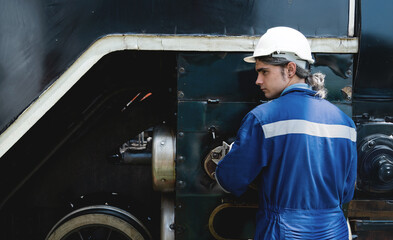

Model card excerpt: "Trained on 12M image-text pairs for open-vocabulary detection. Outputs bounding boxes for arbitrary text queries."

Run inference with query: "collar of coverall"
[280,83,312,97]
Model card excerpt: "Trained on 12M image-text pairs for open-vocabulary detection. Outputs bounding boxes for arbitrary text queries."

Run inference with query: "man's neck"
[285,76,305,89]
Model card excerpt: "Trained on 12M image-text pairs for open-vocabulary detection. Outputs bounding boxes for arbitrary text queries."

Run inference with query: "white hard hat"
[244,26,314,67]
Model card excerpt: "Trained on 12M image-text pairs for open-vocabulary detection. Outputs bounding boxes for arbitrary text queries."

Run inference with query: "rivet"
[177,180,186,188]
[177,91,185,99]
[177,155,185,163]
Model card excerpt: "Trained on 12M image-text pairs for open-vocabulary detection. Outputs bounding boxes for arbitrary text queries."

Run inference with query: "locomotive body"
[0,0,392,239]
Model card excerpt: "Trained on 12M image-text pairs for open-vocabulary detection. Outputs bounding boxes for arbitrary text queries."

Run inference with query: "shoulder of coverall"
[280,87,356,128]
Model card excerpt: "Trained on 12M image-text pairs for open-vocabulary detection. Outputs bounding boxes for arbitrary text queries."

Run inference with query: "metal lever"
[209,126,217,140]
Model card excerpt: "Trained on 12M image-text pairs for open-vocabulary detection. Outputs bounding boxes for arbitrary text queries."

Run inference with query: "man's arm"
[215,112,267,197]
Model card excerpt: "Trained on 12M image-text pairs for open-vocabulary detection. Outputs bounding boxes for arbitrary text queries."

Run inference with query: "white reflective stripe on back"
[262,119,356,142]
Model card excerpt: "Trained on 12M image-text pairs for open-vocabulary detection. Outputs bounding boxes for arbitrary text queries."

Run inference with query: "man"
[215,27,357,239]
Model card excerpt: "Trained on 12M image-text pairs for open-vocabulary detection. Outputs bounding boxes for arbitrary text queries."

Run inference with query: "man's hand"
[204,141,232,179]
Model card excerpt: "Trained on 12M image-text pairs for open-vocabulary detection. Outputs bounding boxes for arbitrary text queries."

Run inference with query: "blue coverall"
[215,85,357,240]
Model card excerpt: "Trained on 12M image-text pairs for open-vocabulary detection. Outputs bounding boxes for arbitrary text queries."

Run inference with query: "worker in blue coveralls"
[214,27,357,239]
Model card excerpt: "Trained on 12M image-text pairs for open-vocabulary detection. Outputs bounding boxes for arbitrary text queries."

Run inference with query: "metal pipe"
[109,152,152,165]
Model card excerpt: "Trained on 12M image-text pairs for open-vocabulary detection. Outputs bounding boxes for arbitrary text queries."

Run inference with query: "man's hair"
[256,56,327,99]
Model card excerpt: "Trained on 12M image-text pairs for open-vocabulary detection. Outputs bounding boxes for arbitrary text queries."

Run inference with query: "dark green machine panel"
[175,53,354,239]
[176,53,259,239]
[177,53,263,102]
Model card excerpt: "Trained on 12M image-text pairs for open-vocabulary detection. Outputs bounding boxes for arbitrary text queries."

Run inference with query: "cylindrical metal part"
[109,152,152,165]
[121,152,152,165]
[152,125,176,192]
[161,193,175,240]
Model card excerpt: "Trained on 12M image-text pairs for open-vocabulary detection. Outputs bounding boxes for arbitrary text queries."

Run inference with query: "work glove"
[203,141,233,180]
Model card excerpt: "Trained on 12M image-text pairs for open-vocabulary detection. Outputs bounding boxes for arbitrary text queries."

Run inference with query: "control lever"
[209,126,217,140]
[203,141,232,179]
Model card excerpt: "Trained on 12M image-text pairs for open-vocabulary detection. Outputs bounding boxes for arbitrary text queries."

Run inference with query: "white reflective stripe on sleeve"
[262,119,356,142]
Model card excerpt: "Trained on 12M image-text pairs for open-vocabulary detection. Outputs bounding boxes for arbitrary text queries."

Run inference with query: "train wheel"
[46,205,152,240]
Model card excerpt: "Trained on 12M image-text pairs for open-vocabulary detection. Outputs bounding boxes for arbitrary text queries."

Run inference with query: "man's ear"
[286,62,297,78]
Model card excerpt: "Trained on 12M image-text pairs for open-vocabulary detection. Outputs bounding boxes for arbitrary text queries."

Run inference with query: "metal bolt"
[177,180,186,188]
[170,223,176,230]
[179,67,185,73]
[212,152,220,159]
[177,155,185,163]
[177,91,185,99]
[368,140,375,148]
[178,132,184,137]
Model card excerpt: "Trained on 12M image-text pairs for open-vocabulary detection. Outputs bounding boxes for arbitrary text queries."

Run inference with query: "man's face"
[255,60,289,99]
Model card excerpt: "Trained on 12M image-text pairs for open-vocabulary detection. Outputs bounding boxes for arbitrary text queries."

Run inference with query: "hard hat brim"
[243,53,315,65]
[243,55,257,63]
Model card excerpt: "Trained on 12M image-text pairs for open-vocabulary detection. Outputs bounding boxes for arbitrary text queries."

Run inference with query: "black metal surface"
[357,134,393,193]
[353,0,393,100]
[351,0,393,208]
[7,0,393,238]
[354,220,393,232]
[178,53,262,102]
[354,122,393,200]
[109,152,152,165]
[177,53,260,195]
[0,0,350,133]
[210,204,257,239]
[176,53,260,239]
[0,51,176,239]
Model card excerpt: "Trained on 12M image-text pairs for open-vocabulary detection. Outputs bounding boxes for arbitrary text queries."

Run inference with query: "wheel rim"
[46,205,152,240]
